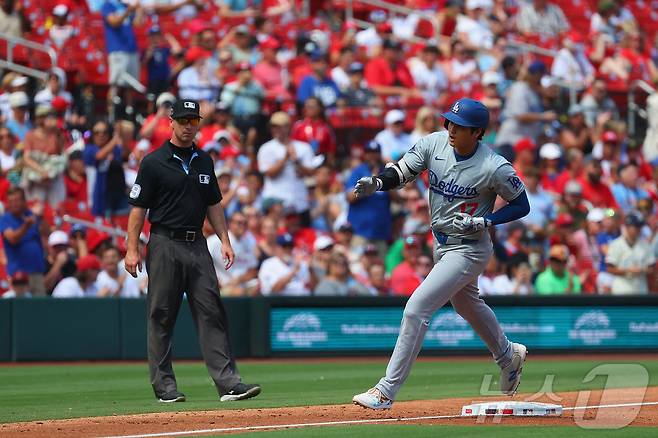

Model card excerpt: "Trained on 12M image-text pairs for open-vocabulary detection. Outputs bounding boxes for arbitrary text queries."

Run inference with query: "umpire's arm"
[125,207,147,278]
[207,203,235,270]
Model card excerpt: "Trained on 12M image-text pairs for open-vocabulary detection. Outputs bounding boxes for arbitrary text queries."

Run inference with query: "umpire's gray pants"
[146,233,241,398]
[375,236,512,400]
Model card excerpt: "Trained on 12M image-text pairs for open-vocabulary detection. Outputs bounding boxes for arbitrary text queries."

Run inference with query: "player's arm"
[354,139,429,198]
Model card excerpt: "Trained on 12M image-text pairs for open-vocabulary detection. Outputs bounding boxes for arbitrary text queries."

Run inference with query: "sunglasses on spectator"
[175,118,201,126]
[549,257,566,264]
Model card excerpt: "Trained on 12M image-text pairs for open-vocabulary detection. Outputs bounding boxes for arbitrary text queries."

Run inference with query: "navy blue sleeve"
[485,191,530,226]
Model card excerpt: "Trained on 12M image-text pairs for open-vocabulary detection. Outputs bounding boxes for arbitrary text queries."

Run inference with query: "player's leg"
[450,281,527,395]
[354,248,482,409]
[146,234,186,402]
[185,239,260,401]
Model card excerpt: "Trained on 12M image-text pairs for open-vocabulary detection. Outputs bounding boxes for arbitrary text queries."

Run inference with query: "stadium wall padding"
[2,296,658,361]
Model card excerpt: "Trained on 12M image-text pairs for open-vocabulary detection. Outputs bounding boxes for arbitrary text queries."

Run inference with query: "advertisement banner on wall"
[270,307,658,352]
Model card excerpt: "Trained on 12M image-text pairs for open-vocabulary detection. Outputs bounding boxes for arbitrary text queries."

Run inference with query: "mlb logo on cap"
[451,101,460,113]
[184,101,196,109]
[171,99,202,118]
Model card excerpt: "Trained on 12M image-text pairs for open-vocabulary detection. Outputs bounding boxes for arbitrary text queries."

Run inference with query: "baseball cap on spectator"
[568,104,585,116]
[171,99,202,118]
[376,22,393,34]
[76,254,101,272]
[237,61,251,71]
[213,130,232,143]
[309,50,327,62]
[363,243,379,255]
[385,109,405,125]
[555,213,574,227]
[314,235,334,251]
[548,244,569,262]
[348,62,364,74]
[220,146,241,160]
[51,96,68,112]
[203,141,221,153]
[370,10,387,23]
[481,71,501,86]
[540,76,558,88]
[148,25,161,35]
[70,223,86,236]
[216,166,232,178]
[10,76,28,88]
[514,137,535,154]
[53,4,68,16]
[276,233,294,247]
[136,139,151,152]
[261,197,283,213]
[528,60,547,75]
[564,180,583,196]
[270,111,291,126]
[624,212,644,227]
[9,91,28,108]
[11,271,29,284]
[35,105,54,117]
[364,140,382,153]
[235,24,250,35]
[215,101,230,112]
[601,131,619,143]
[185,46,211,63]
[404,235,421,247]
[156,92,176,107]
[382,39,401,50]
[48,230,69,247]
[87,232,111,253]
[587,208,605,223]
[260,37,280,50]
[335,221,354,233]
[539,142,562,160]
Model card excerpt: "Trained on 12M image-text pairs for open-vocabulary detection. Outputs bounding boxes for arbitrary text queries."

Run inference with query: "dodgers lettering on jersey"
[400,131,525,239]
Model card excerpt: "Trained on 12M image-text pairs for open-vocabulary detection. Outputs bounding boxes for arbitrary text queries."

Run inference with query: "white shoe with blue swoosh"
[500,343,527,396]
[353,388,393,410]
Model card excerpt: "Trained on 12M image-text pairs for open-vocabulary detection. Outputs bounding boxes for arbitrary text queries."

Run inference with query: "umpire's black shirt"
[128,141,222,229]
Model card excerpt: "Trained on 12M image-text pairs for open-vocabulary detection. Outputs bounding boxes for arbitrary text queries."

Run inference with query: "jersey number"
[460,202,479,215]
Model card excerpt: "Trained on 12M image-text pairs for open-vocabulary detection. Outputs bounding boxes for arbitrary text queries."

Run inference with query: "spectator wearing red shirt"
[197,101,242,149]
[554,148,584,194]
[578,156,618,209]
[365,39,419,99]
[291,97,336,158]
[281,210,317,254]
[253,37,291,101]
[538,142,563,195]
[138,92,174,152]
[63,150,87,206]
[390,236,423,296]
[511,137,536,181]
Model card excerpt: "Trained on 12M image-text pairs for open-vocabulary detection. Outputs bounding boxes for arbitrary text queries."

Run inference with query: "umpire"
[125,99,261,403]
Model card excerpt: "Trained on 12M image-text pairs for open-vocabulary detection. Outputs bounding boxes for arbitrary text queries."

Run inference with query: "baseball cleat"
[500,342,527,396]
[220,383,261,401]
[158,390,186,403]
[352,388,393,410]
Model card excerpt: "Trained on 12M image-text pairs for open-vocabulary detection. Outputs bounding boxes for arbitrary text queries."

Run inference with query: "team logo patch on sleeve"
[199,174,210,184]
[507,176,523,190]
[129,184,141,199]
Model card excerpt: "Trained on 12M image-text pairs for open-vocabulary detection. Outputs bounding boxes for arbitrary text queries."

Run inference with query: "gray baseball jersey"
[397,131,525,239]
[371,131,524,401]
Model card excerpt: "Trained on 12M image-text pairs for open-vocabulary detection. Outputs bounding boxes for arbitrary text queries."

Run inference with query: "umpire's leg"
[146,233,186,398]
[184,238,241,395]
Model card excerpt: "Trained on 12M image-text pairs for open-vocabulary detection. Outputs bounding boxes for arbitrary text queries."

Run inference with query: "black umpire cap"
[171,99,202,119]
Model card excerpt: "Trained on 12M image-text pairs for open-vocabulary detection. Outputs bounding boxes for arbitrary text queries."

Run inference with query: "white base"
[461,401,563,417]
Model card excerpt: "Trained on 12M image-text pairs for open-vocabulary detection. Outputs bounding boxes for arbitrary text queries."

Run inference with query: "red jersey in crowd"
[365,56,415,89]
[290,118,336,154]
[140,115,172,153]
[390,261,421,296]
[577,177,619,209]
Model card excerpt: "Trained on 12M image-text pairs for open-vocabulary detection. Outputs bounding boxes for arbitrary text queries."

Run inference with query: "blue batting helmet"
[441,98,490,130]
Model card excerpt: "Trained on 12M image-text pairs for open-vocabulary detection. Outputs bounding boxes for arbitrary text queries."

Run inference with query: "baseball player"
[352,98,531,409]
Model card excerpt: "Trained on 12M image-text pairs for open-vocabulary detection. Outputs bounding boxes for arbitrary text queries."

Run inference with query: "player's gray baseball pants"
[375,234,512,400]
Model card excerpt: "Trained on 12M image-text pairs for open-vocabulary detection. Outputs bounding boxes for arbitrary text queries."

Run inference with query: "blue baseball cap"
[364,140,381,153]
[442,98,489,129]
[528,60,547,75]
[148,25,161,35]
[276,233,294,246]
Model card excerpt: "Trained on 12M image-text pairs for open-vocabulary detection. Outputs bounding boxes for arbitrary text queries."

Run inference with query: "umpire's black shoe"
[220,383,261,401]
[158,390,186,403]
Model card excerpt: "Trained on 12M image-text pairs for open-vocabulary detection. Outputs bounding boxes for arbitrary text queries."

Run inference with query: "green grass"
[231,425,658,438]
[1,358,657,423]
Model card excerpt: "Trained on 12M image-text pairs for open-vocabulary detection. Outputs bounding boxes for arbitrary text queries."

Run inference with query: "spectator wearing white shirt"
[515,0,570,38]
[551,32,595,90]
[52,254,101,298]
[407,45,449,104]
[258,233,311,296]
[457,0,495,51]
[2,271,32,298]
[34,69,73,109]
[606,213,655,295]
[95,246,141,298]
[177,47,220,102]
[331,46,355,92]
[374,110,412,162]
[257,112,317,215]
[49,4,75,49]
[206,212,259,296]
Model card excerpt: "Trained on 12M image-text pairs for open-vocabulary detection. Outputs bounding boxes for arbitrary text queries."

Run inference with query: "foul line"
[101,400,658,438]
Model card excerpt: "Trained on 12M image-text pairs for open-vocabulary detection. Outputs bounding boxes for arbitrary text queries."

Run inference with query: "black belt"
[151,224,202,242]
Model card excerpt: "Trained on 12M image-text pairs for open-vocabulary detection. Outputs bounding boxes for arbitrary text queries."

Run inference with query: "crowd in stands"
[0,0,657,298]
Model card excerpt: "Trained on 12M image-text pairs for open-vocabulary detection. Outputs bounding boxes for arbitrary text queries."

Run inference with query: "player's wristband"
[375,177,383,191]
